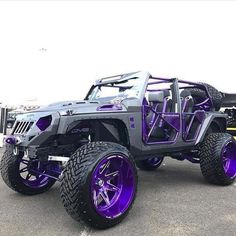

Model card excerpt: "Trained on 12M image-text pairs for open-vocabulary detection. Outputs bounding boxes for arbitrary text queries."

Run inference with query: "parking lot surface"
[0,148,236,236]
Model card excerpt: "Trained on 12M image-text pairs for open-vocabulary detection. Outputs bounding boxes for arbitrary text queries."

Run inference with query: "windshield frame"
[85,72,148,102]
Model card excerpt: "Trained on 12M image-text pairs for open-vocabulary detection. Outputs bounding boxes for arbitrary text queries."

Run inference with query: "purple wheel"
[91,154,135,219]
[60,142,137,229]
[222,140,236,179]
[200,133,236,185]
[136,156,164,171]
[19,155,59,189]
[0,145,60,195]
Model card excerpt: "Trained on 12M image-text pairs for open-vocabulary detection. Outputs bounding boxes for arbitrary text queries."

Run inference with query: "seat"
[146,90,171,126]
[180,90,194,113]
[181,90,200,140]
[145,90,173,141]
[161,90,172,113]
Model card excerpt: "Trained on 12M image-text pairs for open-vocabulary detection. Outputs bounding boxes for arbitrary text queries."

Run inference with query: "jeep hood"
[30,100,128,115]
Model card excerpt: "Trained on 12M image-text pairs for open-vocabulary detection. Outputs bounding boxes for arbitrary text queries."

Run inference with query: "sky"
[0,1,236,105]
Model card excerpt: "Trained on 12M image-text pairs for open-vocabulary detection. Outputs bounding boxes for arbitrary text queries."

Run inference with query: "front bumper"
[7,111,60,147]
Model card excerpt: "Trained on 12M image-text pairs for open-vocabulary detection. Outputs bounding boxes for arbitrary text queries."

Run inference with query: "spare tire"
[188,83,223,111]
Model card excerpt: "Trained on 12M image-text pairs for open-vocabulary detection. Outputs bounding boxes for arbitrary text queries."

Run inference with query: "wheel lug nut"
[96,179,104,187]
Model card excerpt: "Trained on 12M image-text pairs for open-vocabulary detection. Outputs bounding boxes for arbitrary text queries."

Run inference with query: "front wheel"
[0,145,59,195]
[60,142,137,229]
[200,133,236,185]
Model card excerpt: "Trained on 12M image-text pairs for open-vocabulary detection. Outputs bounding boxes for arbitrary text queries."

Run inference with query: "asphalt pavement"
[0,148,236,236]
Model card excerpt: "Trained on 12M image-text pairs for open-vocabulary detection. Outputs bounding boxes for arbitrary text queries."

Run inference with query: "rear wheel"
[136,156,164,171]
[200,133,236,185]
[60,142,137,229]
[0,145,59,195]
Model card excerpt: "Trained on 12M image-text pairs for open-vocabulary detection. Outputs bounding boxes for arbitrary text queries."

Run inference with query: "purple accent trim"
[143,104,180,144]
[143,76,213,145]
[91,154,135,219]
[130,124,135,129]
[142,99,149,142]
[5,135,17,145]
[148,100,167,125]
[129,117,134,122]
[143,77,182,145]
[142,81,180,145]
[97,104,122,111]
[182,111,205,142]
[36,115,52,131]
[194,98,210,107]
[162,115,180,131]
[149,103,159,126]
[181,96,191,112]
[129,116,135,129]
[158,98,168,127]
[221,141,236,178]
[193,98,211,112]
[30,169,60,181]
[148,76,214,111]
[195,111,205,122]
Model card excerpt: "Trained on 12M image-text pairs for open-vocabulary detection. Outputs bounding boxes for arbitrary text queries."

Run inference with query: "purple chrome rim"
[146,157,163,166]
[91,154,135,219]
[221,140,236,179]
[19,156,59,188]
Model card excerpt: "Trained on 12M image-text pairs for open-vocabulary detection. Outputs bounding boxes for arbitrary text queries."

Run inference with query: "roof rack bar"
[100,71,139,81]
[149,76,174,81]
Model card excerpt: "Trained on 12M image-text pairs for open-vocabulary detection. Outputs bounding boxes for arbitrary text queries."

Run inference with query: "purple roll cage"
[142,76,214,145]
[91,74,214,146]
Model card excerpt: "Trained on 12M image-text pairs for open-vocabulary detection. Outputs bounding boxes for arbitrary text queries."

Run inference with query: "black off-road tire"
[136,157,164,171]
[188,83,223,111]
[200,133,236,185]
[60,142,138,229]
[0,145,56,195]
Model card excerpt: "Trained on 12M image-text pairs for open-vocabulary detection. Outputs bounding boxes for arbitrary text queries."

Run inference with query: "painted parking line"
[227,128,236,131]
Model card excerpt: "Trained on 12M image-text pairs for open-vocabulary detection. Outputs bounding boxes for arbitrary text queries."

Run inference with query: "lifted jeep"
[1,71,236,229]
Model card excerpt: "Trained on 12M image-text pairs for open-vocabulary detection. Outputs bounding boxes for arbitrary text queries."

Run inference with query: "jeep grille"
[12,121,34,135]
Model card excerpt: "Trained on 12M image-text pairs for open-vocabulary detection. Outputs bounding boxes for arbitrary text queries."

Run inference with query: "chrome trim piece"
[48,155,70,162]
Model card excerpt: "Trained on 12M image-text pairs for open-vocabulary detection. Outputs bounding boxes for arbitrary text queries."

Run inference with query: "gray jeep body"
[9,71,227,162]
